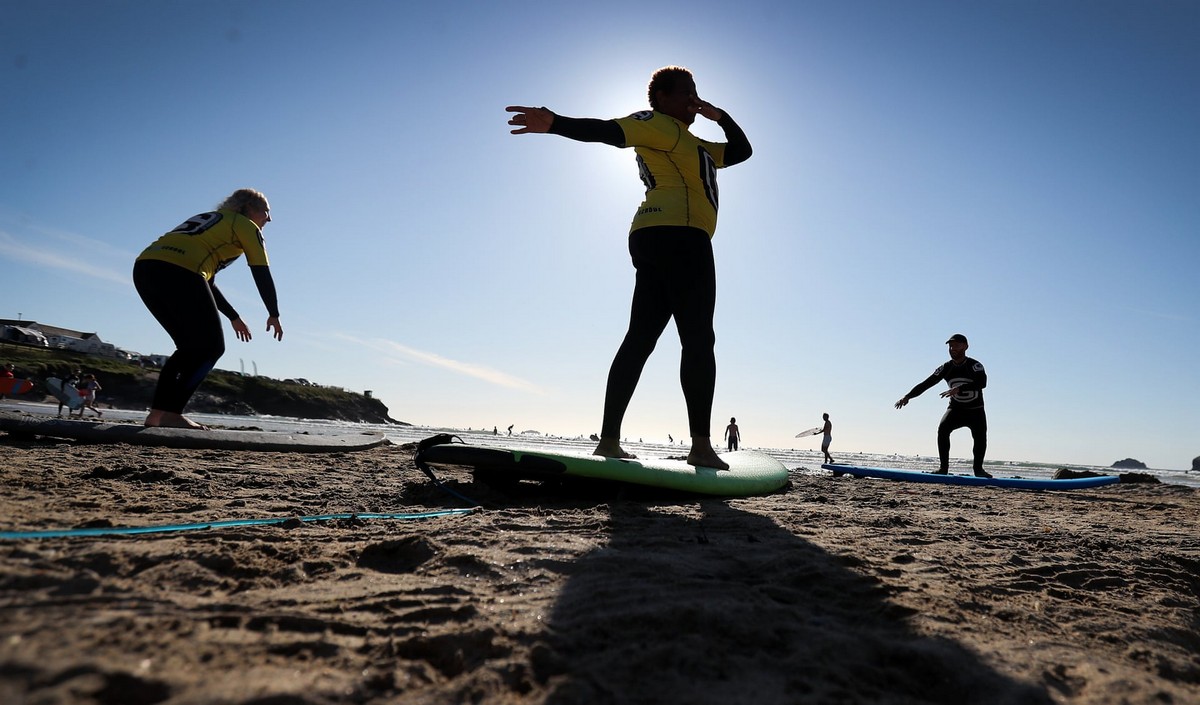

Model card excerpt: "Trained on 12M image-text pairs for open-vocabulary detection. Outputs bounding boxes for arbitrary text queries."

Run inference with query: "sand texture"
[1,439,1197,704]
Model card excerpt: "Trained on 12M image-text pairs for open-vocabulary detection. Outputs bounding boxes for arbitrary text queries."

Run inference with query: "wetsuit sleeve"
[905,371,943,399]
[548,114,625,147]
[718,112,752,166]
[250,265,281,318]
[209,280,240,321]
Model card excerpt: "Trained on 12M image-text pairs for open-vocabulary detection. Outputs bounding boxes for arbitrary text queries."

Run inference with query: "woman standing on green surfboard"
[133,188,284,430]
[507,66,752,469]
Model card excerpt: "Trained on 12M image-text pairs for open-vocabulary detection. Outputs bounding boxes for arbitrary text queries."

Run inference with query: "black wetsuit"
[905,357,988,472]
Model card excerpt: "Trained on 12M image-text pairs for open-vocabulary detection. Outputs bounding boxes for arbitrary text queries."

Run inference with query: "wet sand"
[1,438,1197,704]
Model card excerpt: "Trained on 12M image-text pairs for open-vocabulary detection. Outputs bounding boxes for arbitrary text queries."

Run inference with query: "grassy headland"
[0,343,403,425]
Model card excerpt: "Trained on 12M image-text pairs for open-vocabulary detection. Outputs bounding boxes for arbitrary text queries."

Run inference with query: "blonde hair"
[217,188,268,215]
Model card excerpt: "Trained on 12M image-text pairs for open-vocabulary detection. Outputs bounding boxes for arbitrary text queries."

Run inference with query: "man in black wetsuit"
[894,334,992,478]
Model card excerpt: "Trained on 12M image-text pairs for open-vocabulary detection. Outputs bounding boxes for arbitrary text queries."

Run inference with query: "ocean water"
[6,401,1197,489]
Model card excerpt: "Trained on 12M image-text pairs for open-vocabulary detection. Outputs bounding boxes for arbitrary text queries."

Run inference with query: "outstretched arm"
[507,105,624,146]
[507,105,554,134]
[896,371,943,409]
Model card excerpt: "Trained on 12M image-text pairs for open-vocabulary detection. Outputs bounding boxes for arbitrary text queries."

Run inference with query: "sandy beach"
[1,436,1197,704]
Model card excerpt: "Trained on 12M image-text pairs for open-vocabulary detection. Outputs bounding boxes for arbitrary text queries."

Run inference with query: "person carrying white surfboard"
[52,369,83,418]
[507,66,752,470]
[133,189,284,430]
[894,334,992,478]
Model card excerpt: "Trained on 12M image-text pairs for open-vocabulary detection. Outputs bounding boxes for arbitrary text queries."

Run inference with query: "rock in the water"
[1053,468,1104,480]
[1111,458,1147,469]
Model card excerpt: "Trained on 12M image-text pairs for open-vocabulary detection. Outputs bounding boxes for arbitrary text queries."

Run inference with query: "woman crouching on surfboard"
[133,188,283,430]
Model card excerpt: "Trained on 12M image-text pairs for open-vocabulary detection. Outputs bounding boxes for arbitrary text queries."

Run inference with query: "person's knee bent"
[179,337,224,365]
[619,333,658,362]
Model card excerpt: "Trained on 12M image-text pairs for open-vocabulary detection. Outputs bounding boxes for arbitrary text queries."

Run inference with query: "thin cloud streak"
[1122,307,1193,324]
[0,230,131,287]
[336,333,545,394]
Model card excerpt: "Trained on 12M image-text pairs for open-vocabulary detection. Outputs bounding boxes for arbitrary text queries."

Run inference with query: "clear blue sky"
[2,0,1197,469]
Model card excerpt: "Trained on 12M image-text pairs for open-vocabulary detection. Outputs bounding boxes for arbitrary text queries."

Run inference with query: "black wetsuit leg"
[937,407,988,472]
[600,226,717,439]
[133,259,226,414]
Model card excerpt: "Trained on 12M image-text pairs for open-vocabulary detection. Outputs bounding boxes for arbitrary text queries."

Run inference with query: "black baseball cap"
[945,334,968,345]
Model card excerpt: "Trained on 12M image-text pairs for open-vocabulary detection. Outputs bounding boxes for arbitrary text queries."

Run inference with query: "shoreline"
[3,399,1198,488]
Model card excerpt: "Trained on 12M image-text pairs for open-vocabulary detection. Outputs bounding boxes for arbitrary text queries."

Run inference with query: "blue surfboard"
[823,463,1119,490]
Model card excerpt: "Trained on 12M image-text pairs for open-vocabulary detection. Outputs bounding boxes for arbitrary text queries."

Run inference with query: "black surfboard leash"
[413,434,484,507]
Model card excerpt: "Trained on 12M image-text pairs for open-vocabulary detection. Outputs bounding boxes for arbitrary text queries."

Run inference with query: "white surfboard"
[46,378,84,410]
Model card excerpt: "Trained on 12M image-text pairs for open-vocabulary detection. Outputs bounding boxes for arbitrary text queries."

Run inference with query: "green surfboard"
[417,440,789,497]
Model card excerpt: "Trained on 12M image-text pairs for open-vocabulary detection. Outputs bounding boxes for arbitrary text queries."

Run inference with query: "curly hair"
[647,66,693,110]
[216,188,268,215]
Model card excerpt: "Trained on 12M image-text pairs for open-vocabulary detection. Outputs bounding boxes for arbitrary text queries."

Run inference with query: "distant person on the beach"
[895,334,991,478]
[507,424,513,436]
[134,188,283,430]
[0,363,12,400]
[724,417,740,452]
[56,368,82,418]
[820,412,834,464]
[78,374,103,418]
[507,65,752,470]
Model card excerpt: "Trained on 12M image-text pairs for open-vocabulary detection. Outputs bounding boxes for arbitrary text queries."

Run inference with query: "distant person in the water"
[895,334,991,478]
[820,413,834,464]
[724,417,740,452]
[507,65,751,470]
[134,188,283,430]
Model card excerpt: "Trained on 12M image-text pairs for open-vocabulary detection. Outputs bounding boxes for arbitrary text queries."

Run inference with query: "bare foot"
[593,437,636,460]
[144,410,208,430]
[686,438,730,470]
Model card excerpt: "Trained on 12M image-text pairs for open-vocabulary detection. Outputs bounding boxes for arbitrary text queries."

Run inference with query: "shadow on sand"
[532,497,1051,705]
